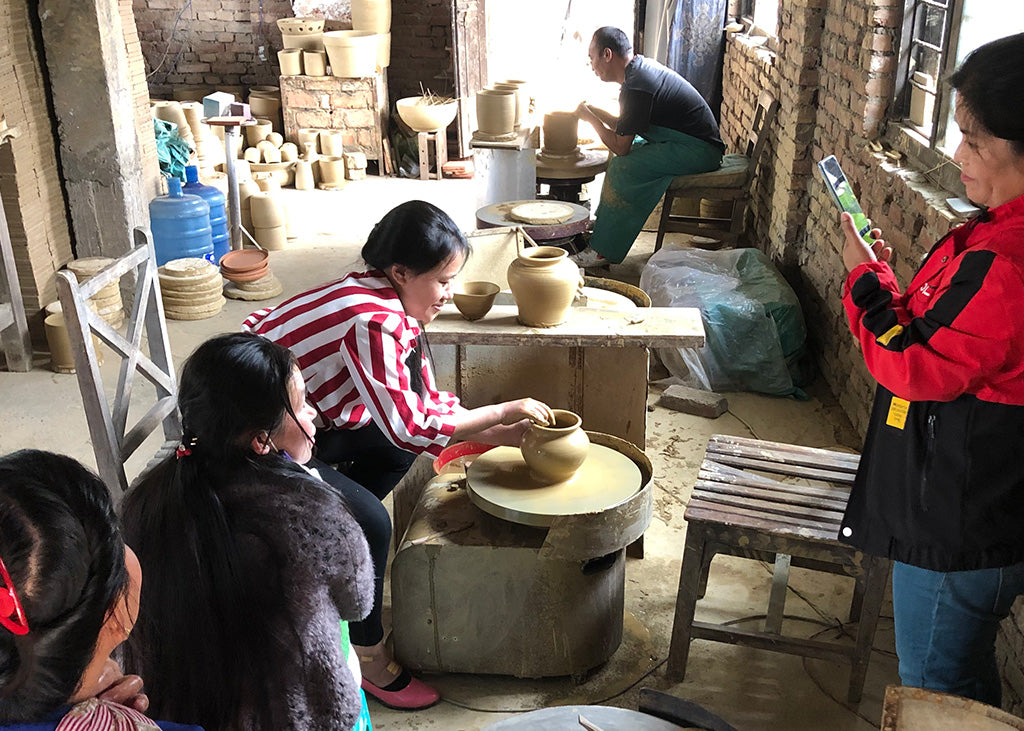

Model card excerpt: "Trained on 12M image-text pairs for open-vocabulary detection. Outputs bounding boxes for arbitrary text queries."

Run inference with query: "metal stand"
[206,117,254,251]
[0,127,31,371]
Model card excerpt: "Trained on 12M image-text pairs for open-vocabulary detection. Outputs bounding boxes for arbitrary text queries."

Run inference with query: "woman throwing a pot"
[837,33,1024,705]
[243,199,553,710]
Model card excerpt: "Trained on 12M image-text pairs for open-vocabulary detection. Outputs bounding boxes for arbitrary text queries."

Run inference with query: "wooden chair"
[654,91,780,251]
[56,229,180,498]
[667,434,890,705]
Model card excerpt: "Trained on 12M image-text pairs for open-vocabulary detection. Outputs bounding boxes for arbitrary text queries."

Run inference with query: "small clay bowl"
[220,249,269,275]
[452,281,500,321]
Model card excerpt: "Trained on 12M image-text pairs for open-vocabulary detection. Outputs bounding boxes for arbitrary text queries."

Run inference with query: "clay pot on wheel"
[475,89,515,137]
[507,246,582,327]
[520,409,590,483]
[542,112,579,154]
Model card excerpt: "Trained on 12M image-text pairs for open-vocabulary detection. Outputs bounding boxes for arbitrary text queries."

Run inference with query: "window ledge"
[887,123,965,200]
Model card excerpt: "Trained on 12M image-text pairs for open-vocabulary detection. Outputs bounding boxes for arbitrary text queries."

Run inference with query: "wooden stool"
[667,434,890,704]
[417,131,447,181]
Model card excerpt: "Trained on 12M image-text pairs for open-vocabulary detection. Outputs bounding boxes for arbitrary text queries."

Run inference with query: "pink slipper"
[361,674,440,710]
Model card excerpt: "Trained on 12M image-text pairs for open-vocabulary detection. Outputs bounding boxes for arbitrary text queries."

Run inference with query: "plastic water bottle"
[149,176,214,266]
[183,165,229,264]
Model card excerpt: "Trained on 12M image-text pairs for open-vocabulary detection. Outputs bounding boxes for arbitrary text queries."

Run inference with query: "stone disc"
[466,443,641,527]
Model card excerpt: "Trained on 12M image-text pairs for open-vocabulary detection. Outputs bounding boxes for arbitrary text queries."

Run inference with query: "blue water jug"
[149,176,214,266]
[183,165,229,264]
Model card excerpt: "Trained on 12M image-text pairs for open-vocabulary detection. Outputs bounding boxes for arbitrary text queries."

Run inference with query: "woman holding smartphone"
[836,33,1024,705]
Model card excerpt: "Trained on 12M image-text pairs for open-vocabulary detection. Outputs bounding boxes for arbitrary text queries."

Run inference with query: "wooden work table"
[428,303,705,450]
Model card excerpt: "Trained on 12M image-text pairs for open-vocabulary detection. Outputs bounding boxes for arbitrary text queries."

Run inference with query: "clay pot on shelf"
[298,128,321,153]
[318,156,346,186]
[277,17,325,52]
[475,89,515,137]
[506,246,582,327]
[520,409,590,483]
[303,49,327,76]
[323,30,378,78]
[351,0,391,33]
[542,111,579,154]
[245,118,273,147]
[278,48,304,76]
[490,83,522,128]
[319,129,345,157]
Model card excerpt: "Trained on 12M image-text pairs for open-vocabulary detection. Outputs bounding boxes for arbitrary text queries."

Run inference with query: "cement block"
[659,384,728,419]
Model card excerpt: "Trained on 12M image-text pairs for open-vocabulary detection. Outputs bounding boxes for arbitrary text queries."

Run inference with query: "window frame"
[888,0,966,194]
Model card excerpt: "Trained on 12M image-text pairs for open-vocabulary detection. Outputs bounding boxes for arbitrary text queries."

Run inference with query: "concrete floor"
[0,175,897,729]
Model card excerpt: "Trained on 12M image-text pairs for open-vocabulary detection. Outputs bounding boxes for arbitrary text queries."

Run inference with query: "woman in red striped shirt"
[244,200,553,709]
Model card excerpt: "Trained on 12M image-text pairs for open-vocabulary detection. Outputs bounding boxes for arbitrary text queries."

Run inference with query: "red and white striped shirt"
[242,271,460,457]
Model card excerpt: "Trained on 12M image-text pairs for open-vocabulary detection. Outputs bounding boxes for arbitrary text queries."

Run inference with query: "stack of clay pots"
[179,100,224,174]
[158,258,225,321]
[220,249,283,301]
[67,258,125,329]
[351,0,391,70]
[248,191,288,250]
[277,17,325,52]
[248,86,282,133]
[240,120,297,187]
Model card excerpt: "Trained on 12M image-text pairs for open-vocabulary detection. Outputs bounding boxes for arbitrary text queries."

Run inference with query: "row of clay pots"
[278,48,328,76]
[296,127,347,156]
[475,79,528,138]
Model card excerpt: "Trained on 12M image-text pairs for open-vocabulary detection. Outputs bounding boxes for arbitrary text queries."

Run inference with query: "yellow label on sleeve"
[886,396,910,429]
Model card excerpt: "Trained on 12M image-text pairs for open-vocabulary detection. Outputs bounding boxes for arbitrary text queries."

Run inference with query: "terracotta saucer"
[222,264,271,283]
[219,249,269,274]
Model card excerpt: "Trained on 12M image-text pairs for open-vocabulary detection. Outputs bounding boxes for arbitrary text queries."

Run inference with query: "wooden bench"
[667,434,890,704]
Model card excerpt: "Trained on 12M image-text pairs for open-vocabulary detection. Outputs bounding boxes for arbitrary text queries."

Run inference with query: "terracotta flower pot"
[507,245,581,327]
[475,89,515,136]
[520,409,590,483]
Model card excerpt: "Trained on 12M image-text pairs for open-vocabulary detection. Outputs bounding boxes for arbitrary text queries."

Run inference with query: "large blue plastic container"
[149,177,214,266]
[183,165,229,264]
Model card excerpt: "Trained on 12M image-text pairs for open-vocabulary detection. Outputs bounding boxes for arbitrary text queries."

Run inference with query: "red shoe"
[361,673,440,710]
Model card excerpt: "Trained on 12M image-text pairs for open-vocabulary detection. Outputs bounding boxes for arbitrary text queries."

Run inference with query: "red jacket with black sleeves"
[839,193,1024,571]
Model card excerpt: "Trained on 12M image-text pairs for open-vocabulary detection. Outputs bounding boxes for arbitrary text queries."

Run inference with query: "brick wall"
[134,0,456,112]
[721,0,1024,712]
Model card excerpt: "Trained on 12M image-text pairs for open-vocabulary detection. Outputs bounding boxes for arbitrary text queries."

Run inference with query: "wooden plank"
[707,434,861,470]
[426,305,705,348]
[698,461,852,502]
[690,620,857,662]
[694,480,850,512]
[690,490,845,525]
[684,502,839,540]
[706,453,857,484]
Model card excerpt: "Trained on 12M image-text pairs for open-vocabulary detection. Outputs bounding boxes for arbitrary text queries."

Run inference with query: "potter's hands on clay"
[575,102,598,126]
[95,659,150,712]
[450,398,554,443]
[841,212,891,273]
[501,398,555,427]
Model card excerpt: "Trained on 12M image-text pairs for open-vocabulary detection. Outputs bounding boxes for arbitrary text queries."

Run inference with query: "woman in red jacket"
[838,32,1024,705]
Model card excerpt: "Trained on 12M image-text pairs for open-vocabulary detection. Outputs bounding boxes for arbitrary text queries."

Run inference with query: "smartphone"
[818,155,876,243]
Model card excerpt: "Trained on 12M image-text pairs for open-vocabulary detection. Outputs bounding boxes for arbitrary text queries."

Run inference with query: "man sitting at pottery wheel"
[243,200,554,711]
[571,26,725,269]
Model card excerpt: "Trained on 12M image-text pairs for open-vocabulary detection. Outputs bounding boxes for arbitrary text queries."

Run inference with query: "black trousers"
[311,422,417,646]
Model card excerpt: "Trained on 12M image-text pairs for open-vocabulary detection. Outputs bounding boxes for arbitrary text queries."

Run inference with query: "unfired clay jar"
[351,0,392,33]
[490,83,521,128]
[278,48,303,76]
[303,50,327,76]
[320,129,345,156]
[245,118,273,147]
[542,111,579,154]
[298,128,321,153]
[507,245,582,327]
[475,89,515,136]
[520,409,590,483]
[294,160,315,191]
[318,156,346,185]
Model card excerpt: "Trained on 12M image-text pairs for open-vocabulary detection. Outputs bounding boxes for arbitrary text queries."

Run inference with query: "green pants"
[589,125,722,263]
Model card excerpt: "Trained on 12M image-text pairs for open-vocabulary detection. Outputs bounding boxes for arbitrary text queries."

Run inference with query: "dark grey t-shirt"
[616,55,725,153]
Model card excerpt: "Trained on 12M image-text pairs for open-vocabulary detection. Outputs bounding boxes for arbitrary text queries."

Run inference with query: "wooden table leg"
[667,524,711,680]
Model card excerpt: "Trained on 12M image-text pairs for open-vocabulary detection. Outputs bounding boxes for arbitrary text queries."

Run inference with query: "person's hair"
[120,332,323,730]
[593,26,632,57]
[0,450,128,723]
[950,32,1024,155]
[361,199,469,275]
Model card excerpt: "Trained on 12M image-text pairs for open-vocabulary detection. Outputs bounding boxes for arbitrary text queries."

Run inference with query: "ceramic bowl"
[396,96,459,133]
[219,249,269,275]
[453,281,500,321]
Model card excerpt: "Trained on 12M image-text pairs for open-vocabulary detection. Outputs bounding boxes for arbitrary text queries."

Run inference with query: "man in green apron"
[573,26,724,268]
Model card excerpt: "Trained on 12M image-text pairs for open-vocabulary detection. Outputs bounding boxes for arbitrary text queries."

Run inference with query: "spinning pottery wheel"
[476,199,591,241]
[391,432,652,678]
[467,444,642,527]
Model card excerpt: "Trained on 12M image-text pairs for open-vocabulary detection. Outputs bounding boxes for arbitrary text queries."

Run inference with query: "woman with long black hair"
[120,333,375,730]
[244,199,554,709]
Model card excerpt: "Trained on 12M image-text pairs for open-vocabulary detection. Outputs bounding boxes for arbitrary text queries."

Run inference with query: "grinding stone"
[224,277,283,300]
[161,258,218,278]
[165,299,226,321]
[159,270,224,292]
[162,289,226,307]
[466,443,642,527]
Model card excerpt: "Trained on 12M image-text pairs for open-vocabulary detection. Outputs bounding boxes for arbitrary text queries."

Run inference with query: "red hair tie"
[175,445,192,459]
[0,556,29,636]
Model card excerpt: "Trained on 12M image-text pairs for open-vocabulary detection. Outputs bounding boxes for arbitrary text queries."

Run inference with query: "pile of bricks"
[0,0,74,316]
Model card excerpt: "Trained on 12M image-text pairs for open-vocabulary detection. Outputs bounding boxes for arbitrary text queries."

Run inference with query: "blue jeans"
[892,560,1024,705]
